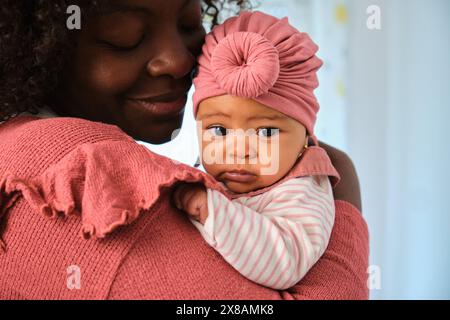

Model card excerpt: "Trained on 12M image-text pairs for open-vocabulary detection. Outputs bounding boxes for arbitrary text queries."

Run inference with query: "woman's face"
[49,0,205,144]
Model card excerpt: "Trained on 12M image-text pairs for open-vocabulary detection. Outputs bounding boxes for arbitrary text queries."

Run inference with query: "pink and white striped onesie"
[190,175,335,290]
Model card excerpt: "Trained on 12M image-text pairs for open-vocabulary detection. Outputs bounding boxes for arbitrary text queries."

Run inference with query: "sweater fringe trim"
[0,168,227,252]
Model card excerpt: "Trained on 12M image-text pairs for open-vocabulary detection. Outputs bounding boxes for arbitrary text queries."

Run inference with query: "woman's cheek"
[81,54,143,94]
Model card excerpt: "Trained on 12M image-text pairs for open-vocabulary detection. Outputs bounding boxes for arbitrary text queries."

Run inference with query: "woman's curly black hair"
[0,0,253,122]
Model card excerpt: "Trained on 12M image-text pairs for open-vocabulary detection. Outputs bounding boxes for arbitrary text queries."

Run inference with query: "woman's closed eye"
[98,34,146,52]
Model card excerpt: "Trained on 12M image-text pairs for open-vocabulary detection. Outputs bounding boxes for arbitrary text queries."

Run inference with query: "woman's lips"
[125,95,187,117]
[221,170,258,183]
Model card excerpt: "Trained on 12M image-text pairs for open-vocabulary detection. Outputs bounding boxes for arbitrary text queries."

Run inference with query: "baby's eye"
[257,127,280,138]
[207,126,227,136]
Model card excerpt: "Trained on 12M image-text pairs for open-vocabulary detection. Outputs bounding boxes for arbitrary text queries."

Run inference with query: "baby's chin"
[222,179,268,195]
[211,172,282,194]
[224,182,255,194]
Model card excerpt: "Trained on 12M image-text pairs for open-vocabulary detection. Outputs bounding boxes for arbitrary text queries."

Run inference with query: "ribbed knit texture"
[0,116,369,299]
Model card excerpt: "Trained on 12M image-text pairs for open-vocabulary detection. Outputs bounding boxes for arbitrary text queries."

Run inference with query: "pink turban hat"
[193,11,323,138]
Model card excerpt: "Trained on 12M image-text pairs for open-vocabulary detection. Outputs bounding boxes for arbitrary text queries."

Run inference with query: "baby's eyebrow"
[198,112,231,120]
[246,115,286,121]
[199,113,287,121]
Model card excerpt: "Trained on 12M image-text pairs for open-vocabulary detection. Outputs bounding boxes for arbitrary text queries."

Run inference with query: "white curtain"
[347,0,450,299]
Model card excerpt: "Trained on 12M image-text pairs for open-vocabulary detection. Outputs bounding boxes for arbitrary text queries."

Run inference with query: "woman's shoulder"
[1,114,132,145]
[0,115,134,177]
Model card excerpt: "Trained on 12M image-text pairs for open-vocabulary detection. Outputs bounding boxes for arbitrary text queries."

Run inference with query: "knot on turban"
[211,32,280,98]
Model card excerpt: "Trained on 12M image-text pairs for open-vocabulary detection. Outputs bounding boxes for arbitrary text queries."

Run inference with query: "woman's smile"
[125,95,187,118]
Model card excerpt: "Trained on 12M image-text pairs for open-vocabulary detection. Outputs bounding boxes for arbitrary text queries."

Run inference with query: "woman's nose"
[146,34,195,79]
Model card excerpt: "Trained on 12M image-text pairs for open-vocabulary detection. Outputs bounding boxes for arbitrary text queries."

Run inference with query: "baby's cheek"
[258,140,283,176]
[265,144,299,178]
[202,162,222,179]
[200,138,227,168]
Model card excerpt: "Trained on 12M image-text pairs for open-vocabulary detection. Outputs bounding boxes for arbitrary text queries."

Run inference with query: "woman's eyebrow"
[98,4,150,15]
[99,0,193,15]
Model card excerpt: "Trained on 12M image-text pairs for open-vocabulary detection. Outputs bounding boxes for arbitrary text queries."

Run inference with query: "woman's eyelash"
[101,42,139,51]
[99,35,145,51]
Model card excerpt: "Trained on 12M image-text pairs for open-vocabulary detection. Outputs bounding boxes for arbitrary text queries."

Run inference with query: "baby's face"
[196,95,307,194]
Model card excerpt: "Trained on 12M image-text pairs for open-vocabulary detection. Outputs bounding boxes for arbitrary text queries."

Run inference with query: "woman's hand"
[172,184,209,224]
[319,141,362,212]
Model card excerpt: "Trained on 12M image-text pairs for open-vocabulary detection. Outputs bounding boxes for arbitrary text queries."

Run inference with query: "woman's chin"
[125,115,184,144]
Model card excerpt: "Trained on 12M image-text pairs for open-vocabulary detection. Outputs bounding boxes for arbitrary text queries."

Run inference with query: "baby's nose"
[225,131,258,163]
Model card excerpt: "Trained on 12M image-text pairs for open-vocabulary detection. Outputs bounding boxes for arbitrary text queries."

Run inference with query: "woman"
[0,0,368,299]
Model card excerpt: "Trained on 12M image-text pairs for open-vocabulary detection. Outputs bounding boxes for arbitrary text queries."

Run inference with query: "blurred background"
[141,0,450,299]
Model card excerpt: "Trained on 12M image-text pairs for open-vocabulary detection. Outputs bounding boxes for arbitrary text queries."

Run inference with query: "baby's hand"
[172,183,208,224]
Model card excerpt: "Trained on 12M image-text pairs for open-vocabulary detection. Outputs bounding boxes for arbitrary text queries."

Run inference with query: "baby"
[172,11,339,290]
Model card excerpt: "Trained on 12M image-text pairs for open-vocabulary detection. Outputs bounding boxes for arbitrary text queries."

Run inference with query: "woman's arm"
[319,142,362,212]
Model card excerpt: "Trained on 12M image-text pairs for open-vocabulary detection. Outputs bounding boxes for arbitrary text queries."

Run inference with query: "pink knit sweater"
[0,115,369,299]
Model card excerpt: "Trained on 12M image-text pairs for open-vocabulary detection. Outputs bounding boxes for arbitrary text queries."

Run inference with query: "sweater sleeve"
[190,176,335,290]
